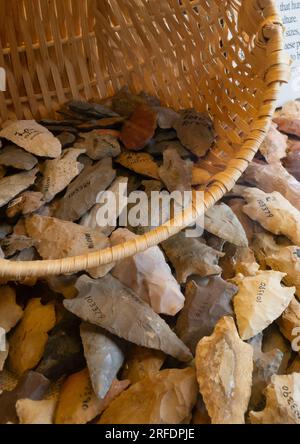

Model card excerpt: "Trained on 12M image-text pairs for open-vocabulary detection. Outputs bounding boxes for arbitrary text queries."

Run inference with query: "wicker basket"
[0,0,290,279]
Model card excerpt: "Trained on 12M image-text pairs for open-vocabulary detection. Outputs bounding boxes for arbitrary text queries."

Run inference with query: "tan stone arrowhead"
[159,147,192,193]
[259,123,288,163]
[6,192,44,218]
[233,247,260,277]
[249,373,300,424]
[55,369,129,424]
[273,117,300,137]
[115,151,160,179]
[121,345,165,384]
[1,234,37,258]
[8,299,56,375]
[279,100,300,119]
[268,249,300,300]
[242,188,300,245]
[25,214,112,278]
[233,270,295,340]
[39,148,85,202]
[192,167,212,185]
[277,297,300,349]
[161,231,224,284]
[99,368,198,424]
[252,232,300,300]
[0,120,61,158]
[195,316,253,424]
[204,203,248,247]
[16,399,57,424]
[243,162,300,211]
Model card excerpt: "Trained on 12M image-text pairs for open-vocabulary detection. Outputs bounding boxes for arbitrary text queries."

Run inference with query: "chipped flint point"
[196,316,253,424]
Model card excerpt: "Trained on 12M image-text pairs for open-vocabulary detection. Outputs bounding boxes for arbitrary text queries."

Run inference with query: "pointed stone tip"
[96,385,110,400]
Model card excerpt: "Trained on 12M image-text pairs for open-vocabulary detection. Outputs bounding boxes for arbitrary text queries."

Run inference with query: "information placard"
[277,1,300,105]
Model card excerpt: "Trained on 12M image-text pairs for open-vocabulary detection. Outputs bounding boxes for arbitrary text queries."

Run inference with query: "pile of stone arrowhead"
[0,92,299,425]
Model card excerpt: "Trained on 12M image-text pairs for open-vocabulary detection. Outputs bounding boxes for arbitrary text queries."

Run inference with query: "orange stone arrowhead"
[8,298,56,375]
[55,368,129,424]
[120,103,157,151]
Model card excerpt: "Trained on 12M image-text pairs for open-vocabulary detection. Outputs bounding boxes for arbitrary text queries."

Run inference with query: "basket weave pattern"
[0,0,290,278]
